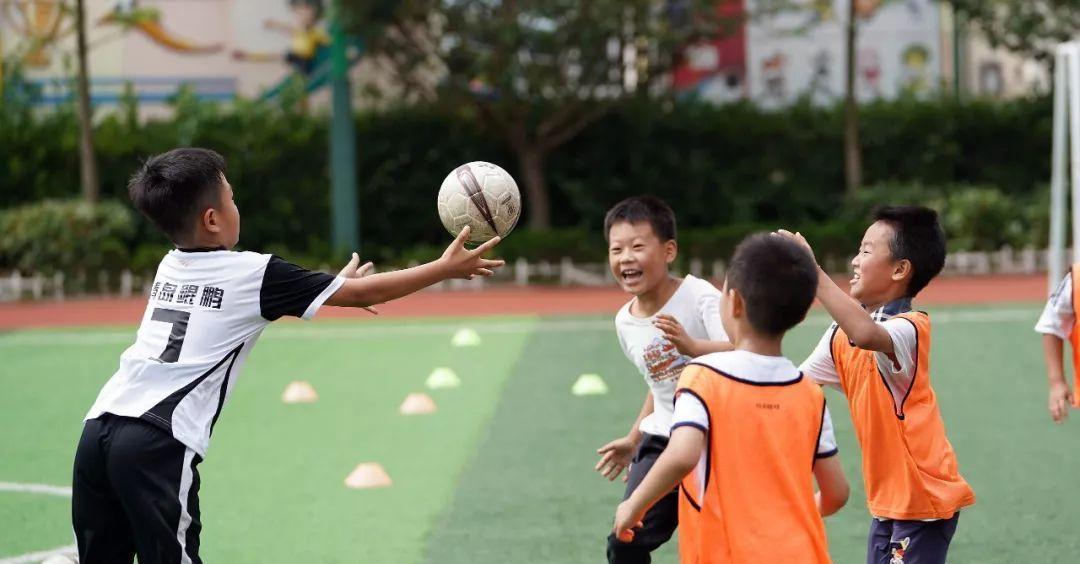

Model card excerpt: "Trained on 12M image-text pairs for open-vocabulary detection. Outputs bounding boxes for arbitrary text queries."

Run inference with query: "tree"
[74,0,99,203]
[341,0,723,229]
[945,0,1080,63]
[842,0,861,196]
[752,0,900,196]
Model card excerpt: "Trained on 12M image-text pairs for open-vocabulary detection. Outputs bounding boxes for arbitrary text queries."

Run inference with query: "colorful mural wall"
[0,0,348,107]
[673,0,949,106]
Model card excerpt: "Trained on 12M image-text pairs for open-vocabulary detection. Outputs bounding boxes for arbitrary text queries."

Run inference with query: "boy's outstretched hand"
[596,435,636,482]
[1049,381,1074,423]
[439,226,505,280]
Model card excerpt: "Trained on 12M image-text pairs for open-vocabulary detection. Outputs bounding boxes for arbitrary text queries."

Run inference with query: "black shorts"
[72,414,203,564]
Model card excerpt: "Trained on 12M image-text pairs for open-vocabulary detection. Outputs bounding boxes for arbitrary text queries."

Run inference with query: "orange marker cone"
[282,381,318,403]
[399,393,437,415]
[344,463,393,489]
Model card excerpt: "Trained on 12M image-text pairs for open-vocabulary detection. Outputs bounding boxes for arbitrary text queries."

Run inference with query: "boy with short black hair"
[783,205,976,564]
[597,196,732,563]
[613,233,849,564]
[72,147,503,564]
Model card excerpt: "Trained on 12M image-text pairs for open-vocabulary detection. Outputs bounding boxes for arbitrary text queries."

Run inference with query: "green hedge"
[0,89,1054,271]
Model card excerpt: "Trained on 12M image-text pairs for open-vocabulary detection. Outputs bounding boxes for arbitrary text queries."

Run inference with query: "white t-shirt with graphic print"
[615,275,728,438]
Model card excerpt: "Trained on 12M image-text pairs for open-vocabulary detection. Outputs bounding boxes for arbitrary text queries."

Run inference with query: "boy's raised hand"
[774,229,817,264]
[439,226,506,280]
[654,314,698,357]
[596,435,636,482]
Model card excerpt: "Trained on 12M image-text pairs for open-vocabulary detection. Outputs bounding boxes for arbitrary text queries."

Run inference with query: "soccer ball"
[437,161,521,244]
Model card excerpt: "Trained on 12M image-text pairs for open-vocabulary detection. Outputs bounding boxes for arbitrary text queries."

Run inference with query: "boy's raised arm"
[775,230,893,353]
[613,426,704,541]
[326,226,504,308]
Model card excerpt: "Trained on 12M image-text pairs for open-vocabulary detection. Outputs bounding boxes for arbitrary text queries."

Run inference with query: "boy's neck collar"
[632,275,682,316]
[176,246,227,253]
[864,296,913,318]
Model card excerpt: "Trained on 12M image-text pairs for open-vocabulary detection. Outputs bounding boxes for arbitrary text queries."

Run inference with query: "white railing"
[0,247,1061,302]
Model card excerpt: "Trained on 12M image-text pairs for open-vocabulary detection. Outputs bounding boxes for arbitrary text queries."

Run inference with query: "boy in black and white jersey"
[72,148,503,564]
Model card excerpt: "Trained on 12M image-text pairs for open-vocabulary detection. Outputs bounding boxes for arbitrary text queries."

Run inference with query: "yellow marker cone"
[451,328,482,347]
[399,393,438,415]
[572,374,608,396]
[344,463,393,489]
[426,367,461,389]
[281,381,318,404]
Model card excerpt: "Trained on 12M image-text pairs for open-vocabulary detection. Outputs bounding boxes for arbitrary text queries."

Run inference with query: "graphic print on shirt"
[642,337,691,383]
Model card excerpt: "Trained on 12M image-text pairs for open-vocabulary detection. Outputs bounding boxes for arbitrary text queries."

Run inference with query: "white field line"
[0,307,1038,348]
[0,544,77,564]
[0,482,72,497]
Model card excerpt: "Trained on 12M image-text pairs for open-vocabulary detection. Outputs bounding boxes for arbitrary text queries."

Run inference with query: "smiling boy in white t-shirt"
[594,196,731,564]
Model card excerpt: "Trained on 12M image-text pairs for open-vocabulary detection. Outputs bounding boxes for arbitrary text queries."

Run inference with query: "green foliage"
[0,94,1057,272]
[946,0,1080,63]
[0,199,134,273]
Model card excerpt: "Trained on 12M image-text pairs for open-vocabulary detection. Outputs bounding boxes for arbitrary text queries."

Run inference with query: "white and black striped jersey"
[85,248,345,457]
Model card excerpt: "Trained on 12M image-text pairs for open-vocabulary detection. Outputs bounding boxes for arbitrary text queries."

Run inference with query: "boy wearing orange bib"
[781,206,975,564]
[613,234,850,564]
[1035,268,1080,422]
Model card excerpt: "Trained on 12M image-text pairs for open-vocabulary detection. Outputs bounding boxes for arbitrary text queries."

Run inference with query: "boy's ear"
[203,207,221,234]
[729,287,744,320]
[891,258,913,284]
[664,240,678,264]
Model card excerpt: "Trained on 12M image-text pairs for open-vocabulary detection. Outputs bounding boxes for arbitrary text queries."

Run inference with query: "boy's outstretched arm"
[613,426,704,541]
[326,226,504,308]
[1043,334,1073,423]
[774,230,893,353]
[813,456,849,516]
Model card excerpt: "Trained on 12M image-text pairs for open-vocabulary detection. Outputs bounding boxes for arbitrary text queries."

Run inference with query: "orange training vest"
[675,364,831,564]
[1068,266,1080,406]
[830,311,975,520]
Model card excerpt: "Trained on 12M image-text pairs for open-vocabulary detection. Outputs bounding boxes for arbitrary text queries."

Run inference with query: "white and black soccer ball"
[437,161,521,244]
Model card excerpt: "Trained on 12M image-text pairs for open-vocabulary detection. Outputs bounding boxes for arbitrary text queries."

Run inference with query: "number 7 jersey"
[85,248,344,458]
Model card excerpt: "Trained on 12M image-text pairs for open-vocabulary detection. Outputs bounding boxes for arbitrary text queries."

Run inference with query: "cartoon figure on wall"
[101,0,222,54]
[0,0,221,70]
[900,44,930,95]
[805,49,834,103]
[858,47,881,97]
[232,0,359,100]
[854,0,883,19]
[809,0,834,24]
[762,52,786,102]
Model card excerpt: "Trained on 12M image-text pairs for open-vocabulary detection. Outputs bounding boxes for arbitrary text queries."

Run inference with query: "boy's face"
[850,220,901,303]
[293,4,318,27]
[607,221,676,296]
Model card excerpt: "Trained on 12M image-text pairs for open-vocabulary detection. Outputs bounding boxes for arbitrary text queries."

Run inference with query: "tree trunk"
[75,0,99,203]
[517,146,550,230]
[843,0,862,196]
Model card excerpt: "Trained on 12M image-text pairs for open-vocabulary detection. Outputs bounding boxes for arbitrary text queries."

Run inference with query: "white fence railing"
[0,247,1062,302]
